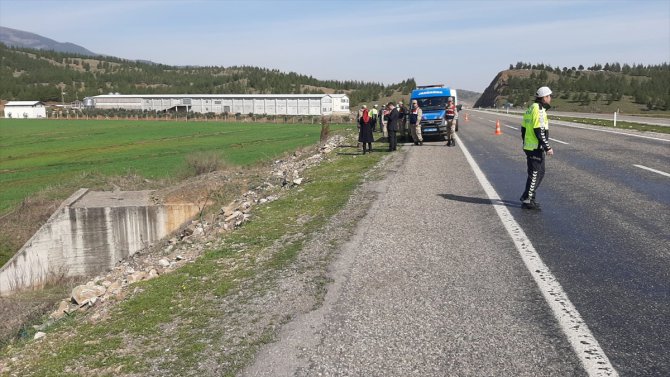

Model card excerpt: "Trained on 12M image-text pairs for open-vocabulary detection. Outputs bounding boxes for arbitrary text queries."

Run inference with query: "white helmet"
[536,86,552,97]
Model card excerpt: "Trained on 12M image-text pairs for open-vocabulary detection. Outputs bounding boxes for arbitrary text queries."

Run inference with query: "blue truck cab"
[406,85,459,141]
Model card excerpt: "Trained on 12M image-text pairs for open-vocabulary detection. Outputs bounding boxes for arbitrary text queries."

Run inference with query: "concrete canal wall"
[0,189,199,295]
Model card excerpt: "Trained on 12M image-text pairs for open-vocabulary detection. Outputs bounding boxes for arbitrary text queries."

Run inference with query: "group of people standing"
[405,97,458,147]
[356,86,555,211]
[357,102,405,153]
[357,98,458,152]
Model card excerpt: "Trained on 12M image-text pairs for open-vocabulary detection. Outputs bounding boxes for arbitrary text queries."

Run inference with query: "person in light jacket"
[409,100,423,145]
[444,97,457,146]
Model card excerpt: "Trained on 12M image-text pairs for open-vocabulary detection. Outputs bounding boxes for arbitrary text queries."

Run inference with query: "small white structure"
[89,93,350,116]
[328,94,350,113]
[3,101,47,119]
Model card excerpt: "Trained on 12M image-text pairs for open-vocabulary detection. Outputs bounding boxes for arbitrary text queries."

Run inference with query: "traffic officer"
[409,100,423,145]
[520,86,554,210]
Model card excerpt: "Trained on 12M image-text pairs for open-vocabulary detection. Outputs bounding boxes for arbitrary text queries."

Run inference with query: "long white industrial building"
[88,94,350,116]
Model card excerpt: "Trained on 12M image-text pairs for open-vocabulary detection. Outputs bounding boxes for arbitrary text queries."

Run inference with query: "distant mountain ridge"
[0,26,97,56]
[0,28,481,106]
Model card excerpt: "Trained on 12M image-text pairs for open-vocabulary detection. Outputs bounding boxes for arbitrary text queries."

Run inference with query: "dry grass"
[0,278,82,349]
[183,152,230,177]
[0,198,60,268]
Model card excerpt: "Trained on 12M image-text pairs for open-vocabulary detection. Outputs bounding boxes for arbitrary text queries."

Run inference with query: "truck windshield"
[416,97,452,111]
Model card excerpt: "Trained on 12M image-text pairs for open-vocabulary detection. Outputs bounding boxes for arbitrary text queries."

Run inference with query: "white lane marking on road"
[471,110,670,142]
[551,121,669,142]
[501,124,570,145]
[550,138,569,145]
[501,125,569,145]
[633,164,670,178]
[455,134,619,377]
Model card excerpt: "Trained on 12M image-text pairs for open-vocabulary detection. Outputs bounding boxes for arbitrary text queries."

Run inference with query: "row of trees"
[509,61,667,76]
[0,43,415,107]
[45,107,354,123]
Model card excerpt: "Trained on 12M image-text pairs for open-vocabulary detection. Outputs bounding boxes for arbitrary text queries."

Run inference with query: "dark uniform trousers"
[522,149,545,200]
[388,130,397,151]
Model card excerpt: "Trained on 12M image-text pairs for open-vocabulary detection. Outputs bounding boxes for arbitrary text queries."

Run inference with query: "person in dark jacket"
[358,107,374,154]
[386,102,399,151]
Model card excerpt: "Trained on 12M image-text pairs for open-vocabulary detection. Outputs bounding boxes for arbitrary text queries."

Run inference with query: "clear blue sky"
[1,0,668,92]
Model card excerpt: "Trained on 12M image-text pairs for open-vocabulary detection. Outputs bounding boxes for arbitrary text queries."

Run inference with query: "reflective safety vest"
[370,108,378,118]
[523,102,549,151]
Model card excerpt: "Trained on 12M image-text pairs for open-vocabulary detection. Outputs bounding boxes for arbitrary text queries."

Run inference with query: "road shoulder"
[243,141,585,376]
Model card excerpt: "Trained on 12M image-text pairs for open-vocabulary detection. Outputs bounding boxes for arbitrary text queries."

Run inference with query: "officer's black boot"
[521,200,540,210]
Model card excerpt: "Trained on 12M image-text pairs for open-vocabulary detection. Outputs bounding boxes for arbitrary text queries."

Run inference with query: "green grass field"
[0,119,340,214]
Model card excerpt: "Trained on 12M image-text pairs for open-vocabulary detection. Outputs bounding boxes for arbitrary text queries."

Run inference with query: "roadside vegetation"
[0,130,386,376]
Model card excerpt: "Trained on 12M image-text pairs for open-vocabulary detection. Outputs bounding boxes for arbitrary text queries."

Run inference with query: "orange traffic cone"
[464,113,469,121]
[495,120,502,135]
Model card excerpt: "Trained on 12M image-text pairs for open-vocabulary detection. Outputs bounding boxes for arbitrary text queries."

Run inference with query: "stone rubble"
[41,134,346,330]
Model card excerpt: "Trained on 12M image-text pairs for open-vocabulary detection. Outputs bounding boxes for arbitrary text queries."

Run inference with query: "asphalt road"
[460,110,670,376]
[241,114,668,376]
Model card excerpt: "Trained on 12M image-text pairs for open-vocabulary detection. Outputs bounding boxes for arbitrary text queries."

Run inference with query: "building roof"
[92,94,347,99]
[5,101,44,106]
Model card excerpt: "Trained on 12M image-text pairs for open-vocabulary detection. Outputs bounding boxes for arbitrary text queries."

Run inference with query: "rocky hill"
[474,63,669,112]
